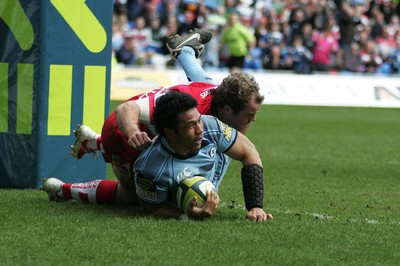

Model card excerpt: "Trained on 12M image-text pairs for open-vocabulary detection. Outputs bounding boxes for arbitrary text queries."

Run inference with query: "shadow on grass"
[23,190,147,219]
[5,188,252,222]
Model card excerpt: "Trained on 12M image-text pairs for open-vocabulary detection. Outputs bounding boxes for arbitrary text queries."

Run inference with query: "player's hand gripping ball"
[176,176,216,213]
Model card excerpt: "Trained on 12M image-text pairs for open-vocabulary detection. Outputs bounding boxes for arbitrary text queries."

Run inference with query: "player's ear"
[223,104,233,114]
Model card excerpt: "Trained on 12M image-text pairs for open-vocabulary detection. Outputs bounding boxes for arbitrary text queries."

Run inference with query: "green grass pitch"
[0,104,399,265]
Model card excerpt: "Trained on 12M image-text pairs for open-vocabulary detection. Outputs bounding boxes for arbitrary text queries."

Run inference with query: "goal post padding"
[0,0,113,188]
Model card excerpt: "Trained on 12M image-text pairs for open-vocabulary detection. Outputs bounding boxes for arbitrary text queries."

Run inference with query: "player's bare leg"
[111,160,140,205]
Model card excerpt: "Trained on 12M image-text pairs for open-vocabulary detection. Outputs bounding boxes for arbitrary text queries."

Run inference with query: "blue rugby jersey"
[133,115,237,205]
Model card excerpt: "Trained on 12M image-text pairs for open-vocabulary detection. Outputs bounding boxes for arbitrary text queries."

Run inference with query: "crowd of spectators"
[112,0,400,75]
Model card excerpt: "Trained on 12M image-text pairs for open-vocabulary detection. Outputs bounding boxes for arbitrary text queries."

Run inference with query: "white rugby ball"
[176,176,216,213]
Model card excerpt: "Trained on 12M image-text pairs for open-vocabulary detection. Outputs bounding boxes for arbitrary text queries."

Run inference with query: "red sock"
[62,180,118,204]
[97,136,102,150]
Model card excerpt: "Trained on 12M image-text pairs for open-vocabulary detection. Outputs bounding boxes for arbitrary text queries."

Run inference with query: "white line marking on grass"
[220,205,400,225]
[365,218,379,224]
[279,209,400,225]
[309,212,334,219]
[281,209,334,220]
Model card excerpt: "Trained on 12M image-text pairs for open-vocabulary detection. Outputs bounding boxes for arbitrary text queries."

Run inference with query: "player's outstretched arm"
[115,100,152,150]
[225,132,273,222]
[224,132,262,167]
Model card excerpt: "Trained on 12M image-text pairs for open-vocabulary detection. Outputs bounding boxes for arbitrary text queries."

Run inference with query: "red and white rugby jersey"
[129,82,217,135]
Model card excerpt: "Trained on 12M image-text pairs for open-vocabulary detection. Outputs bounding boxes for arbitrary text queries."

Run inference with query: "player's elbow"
[242,148,262,167]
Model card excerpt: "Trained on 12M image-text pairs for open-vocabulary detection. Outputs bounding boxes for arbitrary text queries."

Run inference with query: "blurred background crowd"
[111,0,400,75]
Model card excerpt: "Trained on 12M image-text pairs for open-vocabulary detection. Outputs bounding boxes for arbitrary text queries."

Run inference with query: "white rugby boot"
[70,124,99,159]
[42,178,65,201]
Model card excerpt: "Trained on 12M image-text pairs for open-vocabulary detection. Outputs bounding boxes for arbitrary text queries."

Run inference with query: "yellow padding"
[48,64,72,136]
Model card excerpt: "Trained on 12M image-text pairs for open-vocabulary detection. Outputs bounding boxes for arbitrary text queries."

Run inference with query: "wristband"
[241,164,264,210]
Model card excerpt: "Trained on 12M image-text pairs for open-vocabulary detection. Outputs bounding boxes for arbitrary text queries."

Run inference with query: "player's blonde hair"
[211,73,264,115]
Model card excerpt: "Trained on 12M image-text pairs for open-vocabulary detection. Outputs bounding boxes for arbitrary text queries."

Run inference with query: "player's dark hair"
[154,91,198,136]
[211,73,264,115]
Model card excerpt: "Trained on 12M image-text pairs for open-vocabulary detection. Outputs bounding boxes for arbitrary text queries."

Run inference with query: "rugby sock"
[61,180,118,204]
[97,136,105,153]
[84,135,101,151]
[178,46,213,83]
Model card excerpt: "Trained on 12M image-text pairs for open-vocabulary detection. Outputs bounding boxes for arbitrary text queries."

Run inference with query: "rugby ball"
[176,176,216,213]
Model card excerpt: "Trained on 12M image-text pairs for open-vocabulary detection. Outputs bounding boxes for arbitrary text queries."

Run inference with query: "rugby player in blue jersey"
[133,91,272,221]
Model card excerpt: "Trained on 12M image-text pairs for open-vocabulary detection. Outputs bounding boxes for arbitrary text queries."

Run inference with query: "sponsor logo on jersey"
[136,186,157,201]
[208,147,216,158]
[136,174,157,201]
[177,167,193,183]
[137,175,154,190]
[200,88,214,99]
[137,87,168,100]
[218,120,233,142]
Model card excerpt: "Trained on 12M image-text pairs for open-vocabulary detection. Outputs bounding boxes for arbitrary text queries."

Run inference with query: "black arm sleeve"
[241,164,264,210]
